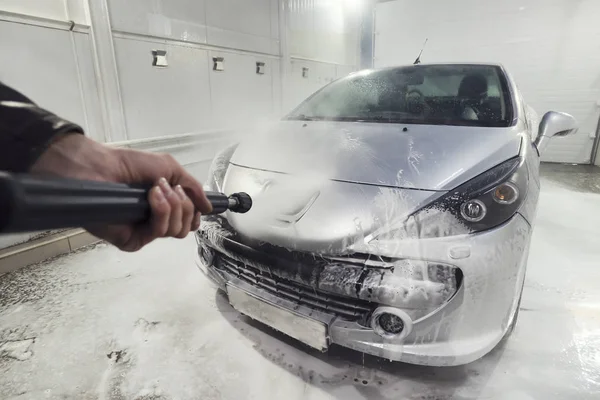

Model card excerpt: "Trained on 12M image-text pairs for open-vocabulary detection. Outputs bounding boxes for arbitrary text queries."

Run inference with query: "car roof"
[363,62,507,72]
[411,62,504,67]
[350,63,513,87]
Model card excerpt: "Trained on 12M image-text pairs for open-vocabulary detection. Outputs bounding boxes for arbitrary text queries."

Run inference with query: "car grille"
[215,254,376,322]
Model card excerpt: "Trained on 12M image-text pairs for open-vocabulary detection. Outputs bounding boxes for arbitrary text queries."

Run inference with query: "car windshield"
[286,64,514,128]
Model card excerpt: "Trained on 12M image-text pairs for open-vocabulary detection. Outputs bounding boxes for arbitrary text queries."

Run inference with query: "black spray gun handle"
[0,172,252,234]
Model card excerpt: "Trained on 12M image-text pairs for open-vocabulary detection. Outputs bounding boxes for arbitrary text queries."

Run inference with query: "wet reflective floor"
[0,167,599,400]
[541,163,600,194]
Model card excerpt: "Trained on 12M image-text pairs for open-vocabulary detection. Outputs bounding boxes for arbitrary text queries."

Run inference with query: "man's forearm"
[0,82,85,173]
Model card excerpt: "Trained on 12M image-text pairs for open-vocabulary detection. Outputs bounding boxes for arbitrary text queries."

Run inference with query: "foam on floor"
[0,178,598,399]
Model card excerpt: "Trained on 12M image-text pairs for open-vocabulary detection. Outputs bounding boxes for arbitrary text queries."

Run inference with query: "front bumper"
[195,214,531,367]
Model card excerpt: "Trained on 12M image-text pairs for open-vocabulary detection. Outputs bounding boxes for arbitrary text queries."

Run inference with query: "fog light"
[371,307,413,340]
[460,199,486,222]
[379,313,404,334]
[493,182,519,204]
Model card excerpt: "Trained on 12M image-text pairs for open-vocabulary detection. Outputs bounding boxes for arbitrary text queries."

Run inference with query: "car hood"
[223,163,444,254]
[230,120,523,191]
[223,121,523,254]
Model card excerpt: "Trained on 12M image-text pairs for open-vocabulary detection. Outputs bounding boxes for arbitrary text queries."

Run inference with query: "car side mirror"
[534,111,578,155]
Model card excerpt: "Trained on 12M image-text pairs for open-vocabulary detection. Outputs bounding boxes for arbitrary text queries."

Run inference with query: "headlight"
[493,182,519,204]
[370,156,528,241]
[204,144,238,192]
[460,199,487,222]
[413,156,528,238]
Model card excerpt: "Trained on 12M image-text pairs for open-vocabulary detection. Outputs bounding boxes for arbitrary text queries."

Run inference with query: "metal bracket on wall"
[213,57,225,71]
[302,67,309,78]
[256,62,266,75]
[152,50,168,67]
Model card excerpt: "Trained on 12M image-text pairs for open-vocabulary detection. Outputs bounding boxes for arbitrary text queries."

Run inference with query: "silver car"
[195,63,578,366]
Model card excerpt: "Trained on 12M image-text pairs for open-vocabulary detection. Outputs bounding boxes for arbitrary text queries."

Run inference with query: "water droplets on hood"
[241,171,332,228]
[406,136,424,176]
[224,122,466,253]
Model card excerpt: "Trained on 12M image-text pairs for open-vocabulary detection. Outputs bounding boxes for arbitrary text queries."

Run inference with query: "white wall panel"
[113,37,212,140]
[375,0,600,164]
[284,59,337,113]
[312,0,359,65]
[271,55,283,117]
[287,0,312,59]
[287,0,359,65]
[206,0,279,55]
[0,21,103,141]
[270,0,280,44]
[65,0,89,24]
[281,60,355,114]
[205,0,272,39]
[71,32,107,142]
[107,0,208,44]
[0,0,67,21]
[208,50,279,129]
[107,0,281,55]
[0,0,89,24]
[206,26,278,55]
[335,64,355,79]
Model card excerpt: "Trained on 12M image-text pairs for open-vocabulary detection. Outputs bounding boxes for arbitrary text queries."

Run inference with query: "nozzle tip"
[229,192,252,214]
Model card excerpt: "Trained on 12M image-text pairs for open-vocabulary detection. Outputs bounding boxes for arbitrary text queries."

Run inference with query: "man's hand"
[30,133,212,252]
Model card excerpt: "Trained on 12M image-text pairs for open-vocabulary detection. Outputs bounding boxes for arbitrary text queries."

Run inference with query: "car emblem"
[275,191,320,223]
[261,179,320,224]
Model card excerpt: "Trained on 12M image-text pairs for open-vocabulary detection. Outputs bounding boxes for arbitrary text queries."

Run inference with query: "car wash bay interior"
[0,0,599,399]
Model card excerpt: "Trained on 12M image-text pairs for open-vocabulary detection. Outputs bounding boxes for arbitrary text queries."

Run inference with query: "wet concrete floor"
[540,163,600,194]
[0,167,599,400]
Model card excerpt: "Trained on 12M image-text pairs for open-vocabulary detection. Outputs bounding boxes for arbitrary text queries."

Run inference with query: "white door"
[374,0,600,164]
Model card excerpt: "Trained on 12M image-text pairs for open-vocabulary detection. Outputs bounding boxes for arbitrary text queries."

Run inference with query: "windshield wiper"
[287,115,361,122]
[352,115,411,123]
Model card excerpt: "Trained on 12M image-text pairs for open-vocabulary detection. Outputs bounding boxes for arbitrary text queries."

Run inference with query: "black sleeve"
[0,81,85,173]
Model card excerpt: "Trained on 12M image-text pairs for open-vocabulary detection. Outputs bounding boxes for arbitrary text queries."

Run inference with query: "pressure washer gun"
[0,171,252,234]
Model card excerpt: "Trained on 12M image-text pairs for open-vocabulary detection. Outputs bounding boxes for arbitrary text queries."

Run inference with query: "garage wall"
[0,0,89,24]
[283,0,361,112]
[0,0,361,148]
[287,0,359,64]
[374,0,600,164]
[108,0,361,138]
[106,0,281,141]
